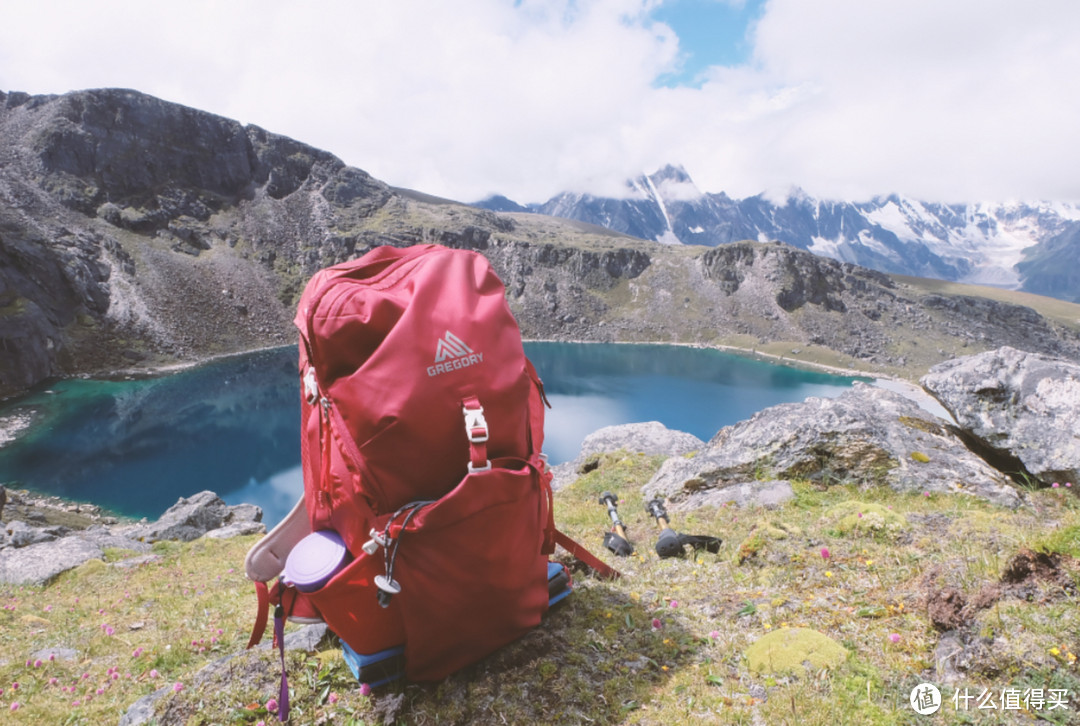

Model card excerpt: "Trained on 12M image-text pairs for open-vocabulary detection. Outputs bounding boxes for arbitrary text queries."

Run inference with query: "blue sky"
[2,0,1079,204]
[651,0,765,86]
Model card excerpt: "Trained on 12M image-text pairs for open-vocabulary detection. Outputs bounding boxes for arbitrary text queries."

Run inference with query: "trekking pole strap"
[553,529,621,580]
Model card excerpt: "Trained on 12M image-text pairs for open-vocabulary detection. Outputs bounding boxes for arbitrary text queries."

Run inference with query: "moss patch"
[736,518,802,565]
[744,628,849,676]
[825,501,908,537]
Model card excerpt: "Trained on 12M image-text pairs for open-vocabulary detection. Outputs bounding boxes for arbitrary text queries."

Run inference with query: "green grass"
[1,455,1077,724]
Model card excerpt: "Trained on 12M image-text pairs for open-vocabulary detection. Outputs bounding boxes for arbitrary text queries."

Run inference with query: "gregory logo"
[428,331,484,376]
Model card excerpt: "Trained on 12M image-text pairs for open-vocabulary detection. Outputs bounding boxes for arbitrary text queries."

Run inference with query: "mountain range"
[2,88,1080,400]
[476,165,1080,302]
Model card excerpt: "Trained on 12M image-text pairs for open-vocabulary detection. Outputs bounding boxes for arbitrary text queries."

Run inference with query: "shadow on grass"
[376,576,695,726]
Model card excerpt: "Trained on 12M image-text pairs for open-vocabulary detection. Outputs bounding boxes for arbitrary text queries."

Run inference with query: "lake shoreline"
[0,337,919,452]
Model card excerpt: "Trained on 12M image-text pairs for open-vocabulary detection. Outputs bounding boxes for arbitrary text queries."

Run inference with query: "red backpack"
[245,245,613,702]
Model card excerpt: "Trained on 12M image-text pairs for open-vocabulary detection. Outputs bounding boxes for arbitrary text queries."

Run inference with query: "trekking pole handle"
[645,498,671,529]
[599,491,624,529]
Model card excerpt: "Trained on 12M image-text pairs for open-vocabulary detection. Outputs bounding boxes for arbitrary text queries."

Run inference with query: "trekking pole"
[645,498,722,559]
[598,491,634,556]
[644,498,684,558]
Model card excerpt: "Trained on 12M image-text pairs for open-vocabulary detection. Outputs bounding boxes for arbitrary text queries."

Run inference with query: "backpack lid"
[283,530,348,592]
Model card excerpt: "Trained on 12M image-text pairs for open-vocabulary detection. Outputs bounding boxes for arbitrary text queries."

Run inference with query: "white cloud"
[1,0,1079,204]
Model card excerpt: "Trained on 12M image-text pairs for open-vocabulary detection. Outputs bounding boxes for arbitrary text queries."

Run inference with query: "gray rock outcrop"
[0,490,264,585]
[0,536,106,586]
[119,490,263,543]
[643,382,1022,509]
[550,421,704,490]
[921,346,1080,486]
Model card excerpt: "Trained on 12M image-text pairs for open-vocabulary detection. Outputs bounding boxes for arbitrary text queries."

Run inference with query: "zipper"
[299,246,440,517]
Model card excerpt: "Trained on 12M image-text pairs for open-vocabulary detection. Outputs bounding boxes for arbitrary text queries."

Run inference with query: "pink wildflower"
[709,630,720,640]
[669,600,679,609]
[652,618,663,630]
[359,683,372,696]
[328,692,340,704]
[820,547,830,559]
[889,633,901,643]
[266,697,278,713]
[149,669,159,679]
[11,702,20,712]
[172,682,184,693]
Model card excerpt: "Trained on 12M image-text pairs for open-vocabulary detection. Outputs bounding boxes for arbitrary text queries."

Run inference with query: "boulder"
[644,383,1021,509]
[121,491,262,543]
[0,537,104,586]
[551,421,704,490]
[921,346,1080,486]
[119,687,169,726]
[3,519,60,548]
[672,479,795,512]
[203,521,266,539]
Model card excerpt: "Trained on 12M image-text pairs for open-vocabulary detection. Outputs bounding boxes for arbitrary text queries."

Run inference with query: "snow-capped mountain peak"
[473,167,1080,302]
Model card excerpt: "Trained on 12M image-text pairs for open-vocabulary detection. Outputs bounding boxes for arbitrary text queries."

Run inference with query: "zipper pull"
[304,366,320,405]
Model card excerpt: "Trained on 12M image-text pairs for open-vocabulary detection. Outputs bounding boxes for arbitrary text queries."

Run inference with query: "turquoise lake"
[0,343,864,526]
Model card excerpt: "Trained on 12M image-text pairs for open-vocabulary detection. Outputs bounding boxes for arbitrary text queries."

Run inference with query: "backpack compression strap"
[553,529,621,580]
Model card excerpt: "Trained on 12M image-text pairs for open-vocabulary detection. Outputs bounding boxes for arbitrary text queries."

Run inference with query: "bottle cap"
[283,530,348,592]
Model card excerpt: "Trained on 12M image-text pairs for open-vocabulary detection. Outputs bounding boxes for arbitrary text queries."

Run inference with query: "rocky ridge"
[3,88,1080,399]
[553,348,1080,511]
[0,490,263,586]
[481,164,1080,301]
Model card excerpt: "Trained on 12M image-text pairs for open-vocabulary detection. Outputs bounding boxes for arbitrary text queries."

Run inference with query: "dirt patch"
[923,548,1078,631]
[925,586,969,631]
[1001,547,1076,593]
